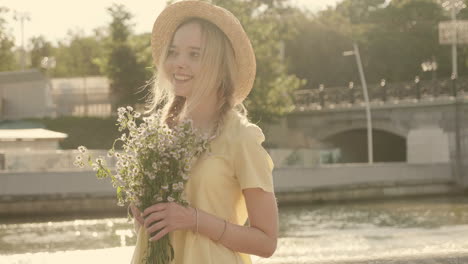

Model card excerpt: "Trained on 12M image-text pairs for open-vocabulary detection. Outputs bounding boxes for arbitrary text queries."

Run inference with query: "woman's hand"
[142,202,196,242]
[130,203,145,226]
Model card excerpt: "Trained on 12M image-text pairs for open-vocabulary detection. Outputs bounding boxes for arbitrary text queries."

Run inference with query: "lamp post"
[348,81,355,104]
[343,43,373,164]
[414,75,421,100]
[41,56,57,116]
[319,84,325,108]
[380,79,387,102]
[13,11,31,71]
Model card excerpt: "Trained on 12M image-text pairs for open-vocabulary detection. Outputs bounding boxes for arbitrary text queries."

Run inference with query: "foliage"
[129,32,154,77]
[52,30,104,77]
[285,11,354,88]
[364,0,447,82]
[0,7,17,71]
[28,36,53,71]
[96,4,151,113]
[285,0,462,88]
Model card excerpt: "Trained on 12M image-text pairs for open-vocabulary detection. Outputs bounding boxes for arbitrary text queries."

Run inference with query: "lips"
[173,74,193,81]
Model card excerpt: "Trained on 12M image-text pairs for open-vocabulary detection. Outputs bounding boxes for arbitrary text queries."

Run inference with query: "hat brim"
[151,0,256,105]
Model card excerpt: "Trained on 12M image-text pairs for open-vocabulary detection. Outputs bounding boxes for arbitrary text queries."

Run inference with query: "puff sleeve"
[233,123,275,193]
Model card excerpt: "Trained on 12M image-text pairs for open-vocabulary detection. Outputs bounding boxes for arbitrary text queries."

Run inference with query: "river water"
[2,195,468,264]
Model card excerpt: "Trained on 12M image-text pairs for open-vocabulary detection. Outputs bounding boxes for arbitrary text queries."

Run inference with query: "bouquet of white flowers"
[73,106,210,264]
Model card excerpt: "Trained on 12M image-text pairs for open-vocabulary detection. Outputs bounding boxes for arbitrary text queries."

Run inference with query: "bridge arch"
[320,127,407,163]
[315,121,408,141]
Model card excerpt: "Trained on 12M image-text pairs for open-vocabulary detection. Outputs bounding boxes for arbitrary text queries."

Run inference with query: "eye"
[167,49,177,57]
[190,52,200,58]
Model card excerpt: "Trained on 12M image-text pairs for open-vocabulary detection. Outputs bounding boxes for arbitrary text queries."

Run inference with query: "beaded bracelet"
[214,219,227,243]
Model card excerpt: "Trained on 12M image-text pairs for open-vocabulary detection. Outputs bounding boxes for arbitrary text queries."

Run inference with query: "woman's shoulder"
[224,110,265,144]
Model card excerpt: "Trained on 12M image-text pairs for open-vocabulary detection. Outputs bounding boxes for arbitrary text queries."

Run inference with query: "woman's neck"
[186,93,220,135]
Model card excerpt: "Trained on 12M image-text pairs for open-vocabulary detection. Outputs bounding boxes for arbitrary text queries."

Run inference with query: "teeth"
[174,74,192,81]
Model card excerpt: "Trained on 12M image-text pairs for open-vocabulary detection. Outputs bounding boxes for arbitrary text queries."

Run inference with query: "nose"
[174,55,188,69]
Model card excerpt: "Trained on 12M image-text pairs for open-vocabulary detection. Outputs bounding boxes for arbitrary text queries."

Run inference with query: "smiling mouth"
[173,74,193,82]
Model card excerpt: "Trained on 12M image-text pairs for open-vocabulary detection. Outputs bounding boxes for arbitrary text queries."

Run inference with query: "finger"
[143,203,167,218]
[146,219,167,235]
[149,227,170,242]
[130,208,144,225]
[135,214,145,225]
[133,206,143,217]
[130,205,139,217]
[144,211,165,229]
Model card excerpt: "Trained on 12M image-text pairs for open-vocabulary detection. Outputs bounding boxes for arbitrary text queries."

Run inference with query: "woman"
[130,1,278,263]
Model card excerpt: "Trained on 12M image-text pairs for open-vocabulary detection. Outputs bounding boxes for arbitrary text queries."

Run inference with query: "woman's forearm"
[190,207,276,258]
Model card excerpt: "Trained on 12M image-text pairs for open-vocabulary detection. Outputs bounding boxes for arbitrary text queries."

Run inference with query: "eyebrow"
[169,45,200,51]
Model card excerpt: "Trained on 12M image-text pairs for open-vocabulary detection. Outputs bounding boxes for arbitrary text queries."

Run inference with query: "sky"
[0,0,342,47]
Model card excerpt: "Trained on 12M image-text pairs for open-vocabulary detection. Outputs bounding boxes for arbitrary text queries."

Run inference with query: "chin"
[174,88,191,98]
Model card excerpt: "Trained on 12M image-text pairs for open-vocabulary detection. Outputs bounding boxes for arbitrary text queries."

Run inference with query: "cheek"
[191,63,201,76]
[163,62,173,76]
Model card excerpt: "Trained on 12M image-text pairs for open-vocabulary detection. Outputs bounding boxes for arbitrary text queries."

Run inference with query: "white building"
[0,128,67,151]
[0,69,56,120]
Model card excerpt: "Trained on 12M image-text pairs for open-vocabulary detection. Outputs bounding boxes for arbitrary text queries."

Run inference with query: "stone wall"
[0,162,456,215]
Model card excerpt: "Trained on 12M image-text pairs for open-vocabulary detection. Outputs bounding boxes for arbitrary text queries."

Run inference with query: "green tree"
[28,35,53,70]
[284,10,354,88]
[0,7,17,71]
[335,0,387,24]
[98,4,149,112]
[362,0,446,82]
[317,0,389,84]
[284,0,382,89]
[284,0,460,88]
[129,32,154,82]
[53,29,104,77]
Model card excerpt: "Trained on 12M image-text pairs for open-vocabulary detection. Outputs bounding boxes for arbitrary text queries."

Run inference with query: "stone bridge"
[265,76,468,187]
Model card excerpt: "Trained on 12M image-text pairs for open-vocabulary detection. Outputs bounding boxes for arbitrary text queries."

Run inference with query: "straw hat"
[151,0,256,105]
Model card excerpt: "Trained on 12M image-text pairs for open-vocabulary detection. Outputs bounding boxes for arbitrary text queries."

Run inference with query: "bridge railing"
[293,76,468,110]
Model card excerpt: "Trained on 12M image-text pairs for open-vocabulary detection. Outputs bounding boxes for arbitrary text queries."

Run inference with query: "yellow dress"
[131,109,275,264]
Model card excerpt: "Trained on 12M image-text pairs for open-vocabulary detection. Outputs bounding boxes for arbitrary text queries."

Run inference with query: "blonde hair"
[143,18,248,135]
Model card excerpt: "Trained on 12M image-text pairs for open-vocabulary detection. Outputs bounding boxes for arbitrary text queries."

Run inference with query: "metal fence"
[293,76,468,110]
[51,91,112,117]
